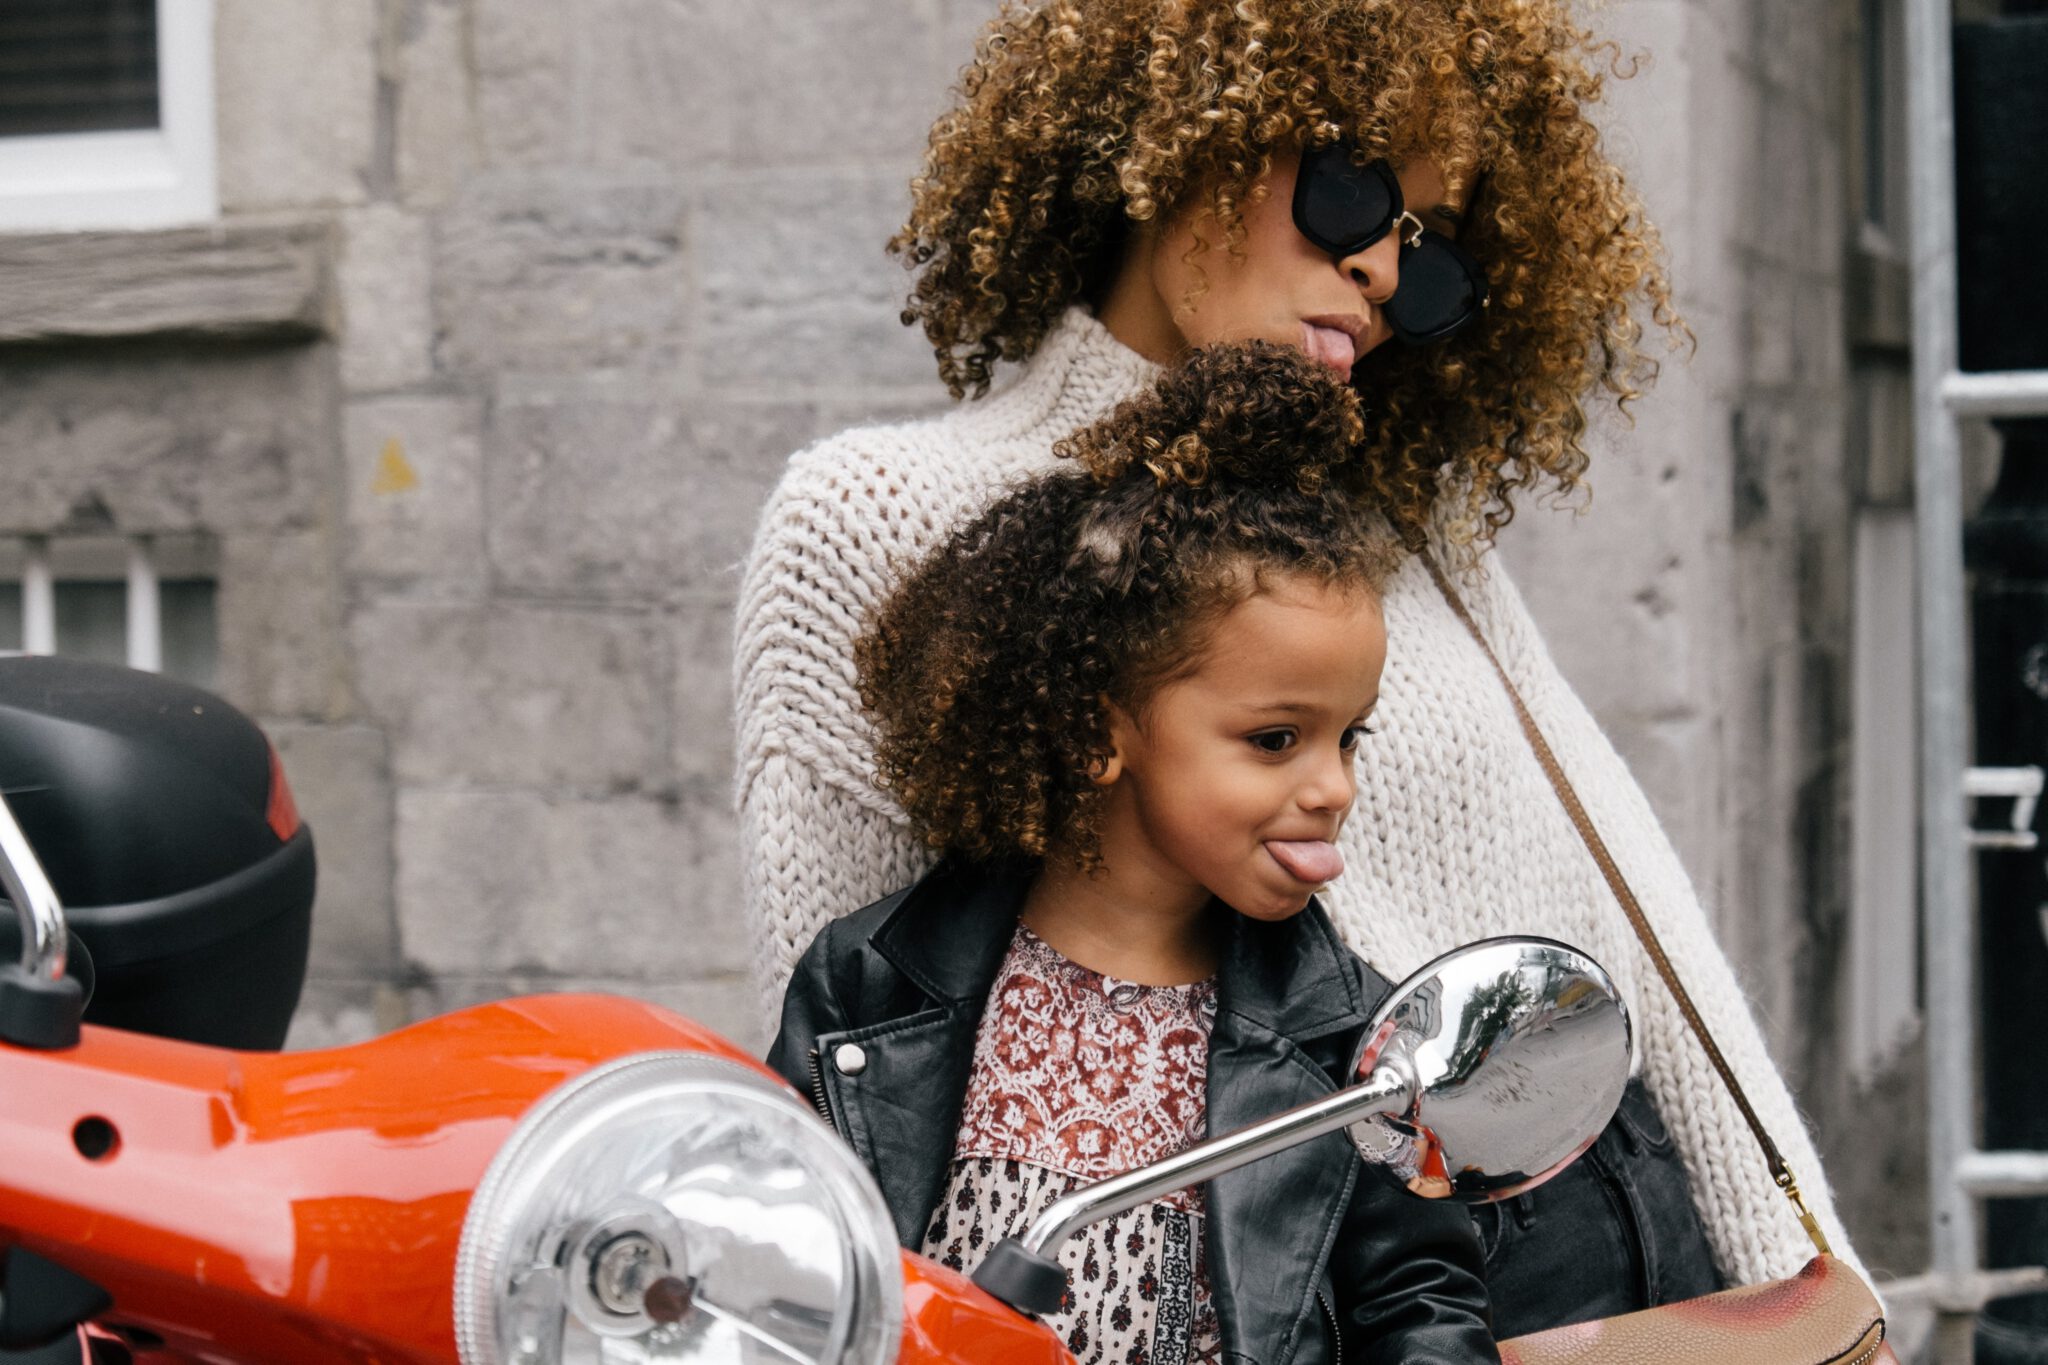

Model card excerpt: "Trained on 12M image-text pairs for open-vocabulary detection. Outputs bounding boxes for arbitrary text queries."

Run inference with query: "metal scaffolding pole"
[1904,0,1974,1351]
[1907,0,2048,1357]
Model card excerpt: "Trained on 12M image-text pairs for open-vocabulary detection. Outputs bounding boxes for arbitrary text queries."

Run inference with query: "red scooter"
[0,658,1633,1365]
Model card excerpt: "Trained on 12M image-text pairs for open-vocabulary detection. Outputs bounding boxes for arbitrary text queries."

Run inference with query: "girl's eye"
[1340,723,1379,752]
[1248,729,1298,754]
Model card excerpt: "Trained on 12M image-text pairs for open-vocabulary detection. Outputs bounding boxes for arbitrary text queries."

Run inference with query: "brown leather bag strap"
[1421,550,1832,1255]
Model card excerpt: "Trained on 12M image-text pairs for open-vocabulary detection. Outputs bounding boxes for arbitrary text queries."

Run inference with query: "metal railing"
[1904,0,2048,1356]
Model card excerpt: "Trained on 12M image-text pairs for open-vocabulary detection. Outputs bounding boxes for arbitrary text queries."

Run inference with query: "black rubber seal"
[0,967,82,1050]
[969,1238,1069,1317]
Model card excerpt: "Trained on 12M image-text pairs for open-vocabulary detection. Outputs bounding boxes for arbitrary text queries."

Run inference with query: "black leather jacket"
[766,860,1501,1365]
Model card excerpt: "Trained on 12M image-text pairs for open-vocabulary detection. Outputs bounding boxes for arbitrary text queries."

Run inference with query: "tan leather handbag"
[1422,554,1896,1365]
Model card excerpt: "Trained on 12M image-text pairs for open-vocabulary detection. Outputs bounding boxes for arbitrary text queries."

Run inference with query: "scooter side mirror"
[971,936,1631,1318]
[1345,936,1632,1203]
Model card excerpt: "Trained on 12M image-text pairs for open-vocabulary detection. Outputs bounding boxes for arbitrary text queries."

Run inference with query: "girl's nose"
[1299,748,1358,815]
[1337,232,1402,306]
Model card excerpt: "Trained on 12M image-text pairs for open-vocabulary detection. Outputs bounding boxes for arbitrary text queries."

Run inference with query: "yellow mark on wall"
[372,438,420,495]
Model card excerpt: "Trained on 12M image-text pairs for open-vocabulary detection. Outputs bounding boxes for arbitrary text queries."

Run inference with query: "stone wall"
[1494,0,1922,1267]
[0,0,1918,1264]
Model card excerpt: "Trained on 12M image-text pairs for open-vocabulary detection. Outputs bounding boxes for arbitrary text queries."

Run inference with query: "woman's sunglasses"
[1290,139,1490,345]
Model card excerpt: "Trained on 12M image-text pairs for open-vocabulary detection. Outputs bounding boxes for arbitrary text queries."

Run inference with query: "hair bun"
[1067,341,1366,493]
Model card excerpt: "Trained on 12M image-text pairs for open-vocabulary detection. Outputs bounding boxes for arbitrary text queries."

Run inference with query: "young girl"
[768,345,1500,1365]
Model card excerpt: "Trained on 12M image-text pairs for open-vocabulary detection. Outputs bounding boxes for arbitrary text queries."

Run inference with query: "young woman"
[734,0,1859,1335]
[771,345,1498,1365]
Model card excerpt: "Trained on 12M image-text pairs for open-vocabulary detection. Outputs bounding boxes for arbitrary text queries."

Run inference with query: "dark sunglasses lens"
[1386,235,1485,342]
[1296,146,1398,253]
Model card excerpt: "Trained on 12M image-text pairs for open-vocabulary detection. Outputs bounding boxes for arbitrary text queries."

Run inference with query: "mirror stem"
[1021,1063,1408,1255]
[973,1064,1411,1316]
[0,789,83,1049]
[0,791,66,985]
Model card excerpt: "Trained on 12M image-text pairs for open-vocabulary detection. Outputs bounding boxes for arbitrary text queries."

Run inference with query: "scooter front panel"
[0,993,768,1363]
[899,1252,1079,1365]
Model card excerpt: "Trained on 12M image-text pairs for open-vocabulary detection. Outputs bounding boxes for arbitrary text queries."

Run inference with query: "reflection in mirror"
[1347,937,1631,1204]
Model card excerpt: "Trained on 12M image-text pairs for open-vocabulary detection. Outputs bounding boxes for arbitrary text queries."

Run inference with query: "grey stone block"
[350,600,668,790]
[0,345,336,535]
[0,221,331,344]
[471,0,582,170]
[394,788,746,979]
[471,0,938,175]
[343,395,487,591]
[433,177,689,378]
[216,0,379,212]
[485,385,824,599]
[694,170,935,394]
[672,599,736,790]
[722,0,947,166]
[1502,407,1723,726]
[483,379,691,598]
[267,721,397,975]
[394,0,478,206]
[567,0,738,172]
[338,207,434,392]
[218,530,354,722]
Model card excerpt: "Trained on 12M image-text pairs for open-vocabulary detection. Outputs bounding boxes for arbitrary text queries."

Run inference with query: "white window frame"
[2,533,218,681]
[0,0,217,233]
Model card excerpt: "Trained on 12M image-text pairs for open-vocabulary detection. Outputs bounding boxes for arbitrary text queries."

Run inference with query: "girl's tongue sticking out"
[1266,838,1346,885]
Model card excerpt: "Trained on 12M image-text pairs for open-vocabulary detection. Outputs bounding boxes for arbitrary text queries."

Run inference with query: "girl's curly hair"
[891,0,1682,544]
[858,343,1398,869]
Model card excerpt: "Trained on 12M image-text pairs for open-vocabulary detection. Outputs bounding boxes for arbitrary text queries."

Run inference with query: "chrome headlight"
[455,1051,902,1365]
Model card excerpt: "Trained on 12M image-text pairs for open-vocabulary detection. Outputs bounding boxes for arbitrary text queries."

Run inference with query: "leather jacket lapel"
[1206,1018,1359,1365]
[1205,907,1380,1365]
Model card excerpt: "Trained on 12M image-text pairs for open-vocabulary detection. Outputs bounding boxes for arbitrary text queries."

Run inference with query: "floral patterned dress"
[921,925,1224,1365]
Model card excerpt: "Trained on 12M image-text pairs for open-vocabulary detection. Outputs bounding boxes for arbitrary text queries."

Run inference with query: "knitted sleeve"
[1455,559,1864,1288]
[733,432,938,1023]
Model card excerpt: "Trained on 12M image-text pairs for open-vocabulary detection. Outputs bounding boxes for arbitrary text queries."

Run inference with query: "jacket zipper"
[805,1047,835,1125]
[1315,1287,1343,1365]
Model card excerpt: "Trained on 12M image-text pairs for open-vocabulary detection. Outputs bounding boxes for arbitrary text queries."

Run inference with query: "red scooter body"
[0,993,1073,1365]
[0,657,1066,1364]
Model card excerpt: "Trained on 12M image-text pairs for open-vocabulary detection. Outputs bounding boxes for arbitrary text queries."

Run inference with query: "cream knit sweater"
[734,306,1859,1289]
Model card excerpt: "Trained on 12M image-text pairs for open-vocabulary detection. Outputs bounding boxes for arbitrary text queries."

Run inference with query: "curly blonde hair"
[859,343,1398,869]
[891,0,1682,543]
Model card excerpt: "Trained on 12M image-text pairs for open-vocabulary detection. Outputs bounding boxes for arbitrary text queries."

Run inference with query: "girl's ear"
[1094,697,1133,786]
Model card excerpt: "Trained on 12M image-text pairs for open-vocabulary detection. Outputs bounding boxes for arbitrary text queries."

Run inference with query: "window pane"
[0,580,217,692]
[0,0,159,138]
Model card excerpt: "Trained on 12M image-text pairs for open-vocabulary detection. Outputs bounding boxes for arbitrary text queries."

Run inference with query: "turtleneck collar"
[961,305,1164,444]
